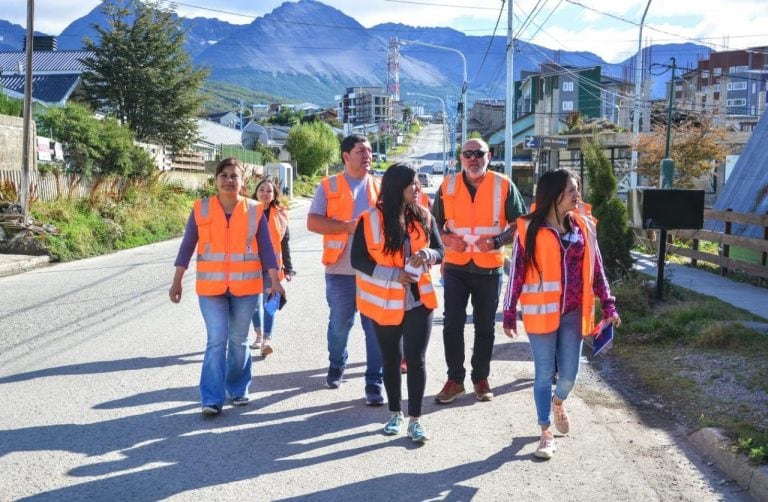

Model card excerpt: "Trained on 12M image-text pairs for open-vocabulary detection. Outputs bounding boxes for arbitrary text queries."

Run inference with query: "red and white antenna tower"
[387,37,400,126]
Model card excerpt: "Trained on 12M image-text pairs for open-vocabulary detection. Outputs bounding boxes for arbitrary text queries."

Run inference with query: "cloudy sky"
[5,0,768,63]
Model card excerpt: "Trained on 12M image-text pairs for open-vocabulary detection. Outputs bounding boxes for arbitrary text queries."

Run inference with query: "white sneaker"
[534,430,556,459]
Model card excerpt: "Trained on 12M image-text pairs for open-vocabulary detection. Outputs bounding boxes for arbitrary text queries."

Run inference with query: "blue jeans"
[251,273,276,337]
[527,310,584,426]
[325,273,383,386]
[198,292,261,406]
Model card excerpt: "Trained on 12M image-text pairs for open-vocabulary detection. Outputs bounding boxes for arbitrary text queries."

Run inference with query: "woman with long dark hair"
[249,177,294,357]
[351,163,444,443]
[502,168,620,459]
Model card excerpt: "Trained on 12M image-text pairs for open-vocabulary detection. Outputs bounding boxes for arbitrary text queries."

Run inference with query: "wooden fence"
[637,208,768,282]
[0,169,211,202]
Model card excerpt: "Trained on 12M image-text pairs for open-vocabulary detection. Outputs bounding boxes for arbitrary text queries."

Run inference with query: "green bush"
[31,179,194,261]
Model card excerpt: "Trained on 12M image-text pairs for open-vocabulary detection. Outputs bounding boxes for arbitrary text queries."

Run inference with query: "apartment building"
[680,46,768,130]
[335,86,391,126]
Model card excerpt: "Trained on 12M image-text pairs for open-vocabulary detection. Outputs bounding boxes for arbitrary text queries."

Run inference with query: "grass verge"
[612,272,768,464]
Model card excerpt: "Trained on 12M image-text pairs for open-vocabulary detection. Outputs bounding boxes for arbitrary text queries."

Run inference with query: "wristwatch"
[492,236,502,249]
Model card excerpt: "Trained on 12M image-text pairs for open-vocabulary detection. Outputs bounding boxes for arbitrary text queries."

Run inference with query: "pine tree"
[582,138,634,280]
[80,0,208,151]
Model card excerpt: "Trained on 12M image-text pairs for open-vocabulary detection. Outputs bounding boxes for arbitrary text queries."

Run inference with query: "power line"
[468,0,506,83]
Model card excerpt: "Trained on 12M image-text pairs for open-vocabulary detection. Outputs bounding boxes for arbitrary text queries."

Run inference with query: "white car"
[417,173,433,187]
[431,163,445,174]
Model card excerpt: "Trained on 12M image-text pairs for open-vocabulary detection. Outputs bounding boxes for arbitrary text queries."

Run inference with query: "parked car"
[431,163,445,174]
[417,172,433,187]
[371,169,386,178]
[372,153,387,162]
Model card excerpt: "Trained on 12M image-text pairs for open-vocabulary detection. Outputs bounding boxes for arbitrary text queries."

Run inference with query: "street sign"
[542,137,569,149]
[524,135,540,149]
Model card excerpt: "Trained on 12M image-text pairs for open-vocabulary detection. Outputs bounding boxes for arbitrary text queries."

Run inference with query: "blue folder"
[592,322,614,356]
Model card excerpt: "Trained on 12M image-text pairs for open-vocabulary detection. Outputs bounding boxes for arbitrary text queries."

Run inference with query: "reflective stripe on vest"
[321,174,380,265]
[442,171,508,267]
[355,207,438,325]
[517,213,597,335]
[194,197,264,296]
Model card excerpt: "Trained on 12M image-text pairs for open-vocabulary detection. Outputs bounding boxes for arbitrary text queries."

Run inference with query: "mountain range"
[0,0,712,109]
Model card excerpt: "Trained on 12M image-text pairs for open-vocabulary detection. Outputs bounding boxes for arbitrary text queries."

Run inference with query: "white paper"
[462,234,480,245]
[404,263,425,276]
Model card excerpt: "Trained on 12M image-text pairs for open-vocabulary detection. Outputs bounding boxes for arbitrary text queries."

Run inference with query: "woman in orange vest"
[249,177,295,357]
[501,169,620,459]
[351,163,444,443]
[169,158,285,416]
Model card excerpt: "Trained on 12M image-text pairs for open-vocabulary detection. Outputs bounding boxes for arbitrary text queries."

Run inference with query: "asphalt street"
[0,126,757,500]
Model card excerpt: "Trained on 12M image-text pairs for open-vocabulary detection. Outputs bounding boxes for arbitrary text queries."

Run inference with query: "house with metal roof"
[0,37,91,107]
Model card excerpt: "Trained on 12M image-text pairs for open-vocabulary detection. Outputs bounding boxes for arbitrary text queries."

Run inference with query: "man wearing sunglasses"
[432,138,527,404]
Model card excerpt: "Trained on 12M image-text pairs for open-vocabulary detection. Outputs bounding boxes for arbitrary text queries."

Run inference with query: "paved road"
[0,200,755,500]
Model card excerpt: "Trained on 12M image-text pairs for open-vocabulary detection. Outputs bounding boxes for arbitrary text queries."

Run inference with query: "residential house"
[0,36,91,108]
[205,111,239,129]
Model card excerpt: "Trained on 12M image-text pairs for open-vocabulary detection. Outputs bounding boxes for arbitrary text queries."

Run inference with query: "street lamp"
[407,92,447,172]
[400,39,467,146]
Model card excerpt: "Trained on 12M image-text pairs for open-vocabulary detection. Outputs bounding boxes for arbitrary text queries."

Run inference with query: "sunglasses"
[461,150,487,159]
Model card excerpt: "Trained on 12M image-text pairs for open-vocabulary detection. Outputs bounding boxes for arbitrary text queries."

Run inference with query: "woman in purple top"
[501,169,621,460]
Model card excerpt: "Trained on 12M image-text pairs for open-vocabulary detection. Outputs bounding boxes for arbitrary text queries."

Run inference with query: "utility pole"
[660,57,676,189]
[504,0,514,179]
[629,0,652,190]
[20,0,35,221]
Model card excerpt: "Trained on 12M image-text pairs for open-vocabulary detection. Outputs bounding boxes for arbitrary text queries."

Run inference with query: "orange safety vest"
[417,191,431,208]
[194,196,265,296]
[321,173,380,265]
[265,206,289,281]
[355,207,438,325]
[516,210,598,336]
[441,170,511,268]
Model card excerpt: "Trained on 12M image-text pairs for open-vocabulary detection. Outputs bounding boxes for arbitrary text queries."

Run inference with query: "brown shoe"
[552,398,570,434]
[435,380,465,404]
[473,378,494,401]
[261,340,273,357]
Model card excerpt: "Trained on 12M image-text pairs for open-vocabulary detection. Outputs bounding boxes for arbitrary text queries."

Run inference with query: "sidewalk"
[0,253,50,278]
[632,251,768,321]
[633,251,768,501]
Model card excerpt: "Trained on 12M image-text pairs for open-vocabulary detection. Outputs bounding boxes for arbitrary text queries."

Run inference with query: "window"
[729,65,748,74]
[713,84,721,92]
[562,81,574,92]
[753,83,757,93]
[701,70,710,79]
[727,98,746,106]
[713,67,722,76]
[727,82,747,91]
[562,101,574,111]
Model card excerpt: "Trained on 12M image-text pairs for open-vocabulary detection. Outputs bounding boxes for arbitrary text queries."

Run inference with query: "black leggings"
[373,305,433,417]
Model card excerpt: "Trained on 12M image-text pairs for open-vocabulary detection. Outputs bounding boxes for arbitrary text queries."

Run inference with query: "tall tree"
[284,122,339,177]
[582,138,634,280]
[80,0,208,151]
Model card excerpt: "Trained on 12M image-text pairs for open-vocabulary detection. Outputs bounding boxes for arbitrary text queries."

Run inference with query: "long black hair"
[523,169,578,275]
[378,163,430,255]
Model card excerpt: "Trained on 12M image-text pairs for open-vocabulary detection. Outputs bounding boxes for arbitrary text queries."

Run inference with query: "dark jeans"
[373,305,433,417]
[442,267,502,384]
